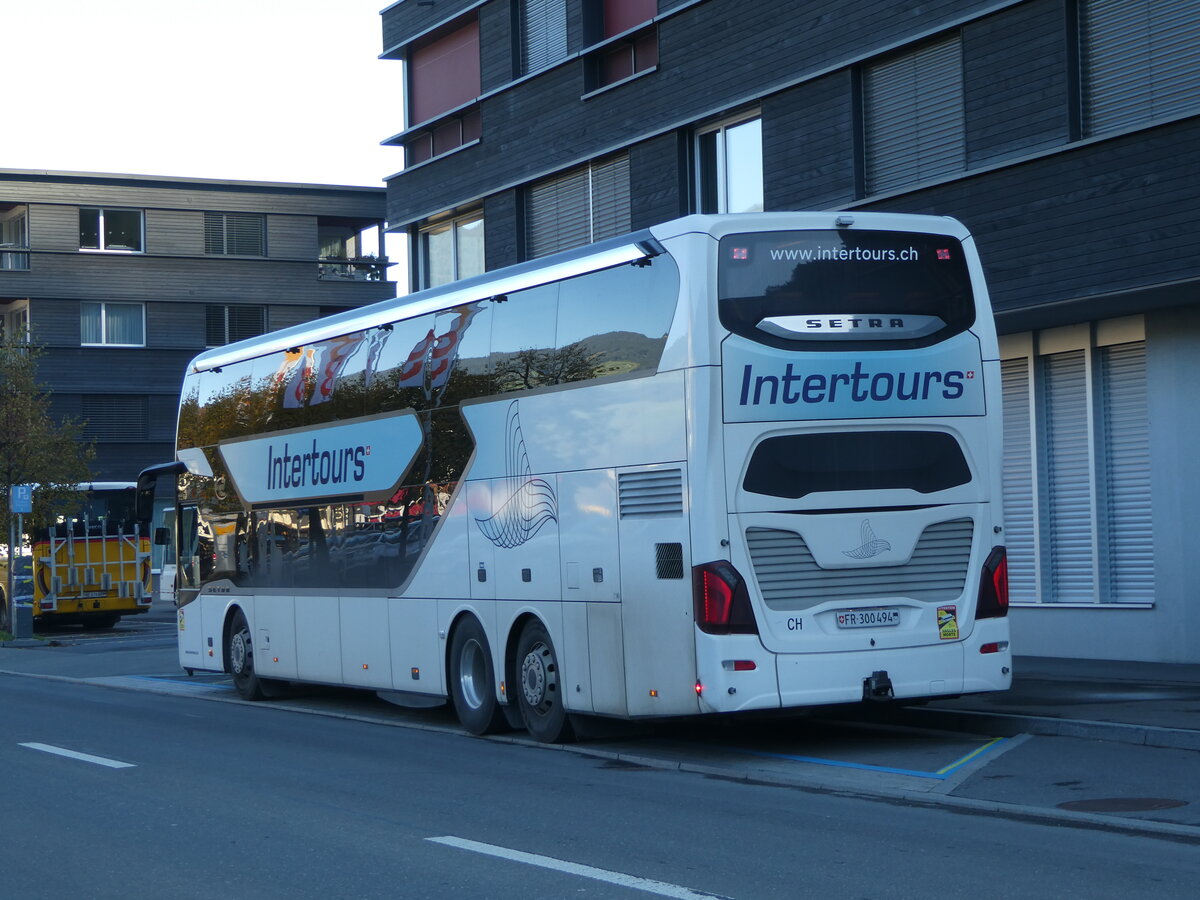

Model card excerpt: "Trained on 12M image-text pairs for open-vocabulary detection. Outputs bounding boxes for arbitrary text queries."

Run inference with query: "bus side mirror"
[136,461,188,524]
[154,527,172,546]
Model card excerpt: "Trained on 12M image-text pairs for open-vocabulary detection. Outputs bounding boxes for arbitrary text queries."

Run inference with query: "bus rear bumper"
[698,623,1012,714]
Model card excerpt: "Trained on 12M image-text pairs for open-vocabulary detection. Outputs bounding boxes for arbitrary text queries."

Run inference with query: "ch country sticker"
[937,605,958,640]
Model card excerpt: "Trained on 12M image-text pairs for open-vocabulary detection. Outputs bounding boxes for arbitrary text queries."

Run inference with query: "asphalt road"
[3,676,1200,900]
[3,610,1200,900]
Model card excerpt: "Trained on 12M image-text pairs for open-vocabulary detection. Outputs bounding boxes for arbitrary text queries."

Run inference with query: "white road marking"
[427,836,726,899]
[19,743,136,769]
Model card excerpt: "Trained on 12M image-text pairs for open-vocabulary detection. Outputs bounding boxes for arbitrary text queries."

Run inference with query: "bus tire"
[515,620,573,744]
[227,609,267,701]
[449,616,506,735]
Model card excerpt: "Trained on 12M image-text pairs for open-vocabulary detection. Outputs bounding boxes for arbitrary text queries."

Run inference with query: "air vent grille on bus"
[746,518,973,611]
[618,469,684,518]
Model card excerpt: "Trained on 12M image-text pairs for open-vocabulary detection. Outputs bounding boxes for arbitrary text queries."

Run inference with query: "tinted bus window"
[743,430,971,499]
[718,230,975,350]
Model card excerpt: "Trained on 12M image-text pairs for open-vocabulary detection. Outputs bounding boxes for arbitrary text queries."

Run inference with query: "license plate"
[836,608,901,628]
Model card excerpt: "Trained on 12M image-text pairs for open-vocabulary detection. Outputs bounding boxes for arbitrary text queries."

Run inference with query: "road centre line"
[427,836,727,900]
[19,742,136,769]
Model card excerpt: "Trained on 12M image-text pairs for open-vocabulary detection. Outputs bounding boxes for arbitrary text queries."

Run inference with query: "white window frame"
[2,300,30,341]
[417,211,485,290]
[81,301,147,348]
[695,112,764,215]
[999,316,1153,608]
[79,207,145,253]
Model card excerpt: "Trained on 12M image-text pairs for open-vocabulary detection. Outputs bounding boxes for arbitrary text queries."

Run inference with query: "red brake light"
[692,560,758,635]
[977,546,1009,619]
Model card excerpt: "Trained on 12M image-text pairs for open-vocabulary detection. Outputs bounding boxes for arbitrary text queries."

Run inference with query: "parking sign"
[10,484,32,514]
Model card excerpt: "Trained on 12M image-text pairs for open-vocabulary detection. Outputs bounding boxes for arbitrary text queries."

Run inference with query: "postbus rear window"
[718,230,975,350]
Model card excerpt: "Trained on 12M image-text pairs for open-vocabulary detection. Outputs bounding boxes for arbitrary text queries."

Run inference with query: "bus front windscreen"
[717,230,975,349]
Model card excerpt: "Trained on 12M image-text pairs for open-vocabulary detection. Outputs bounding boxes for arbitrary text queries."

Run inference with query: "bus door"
[175,504,207,666]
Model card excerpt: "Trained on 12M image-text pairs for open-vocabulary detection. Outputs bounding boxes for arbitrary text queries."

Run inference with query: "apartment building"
[0,169,393,482]
[376,0,1200,662]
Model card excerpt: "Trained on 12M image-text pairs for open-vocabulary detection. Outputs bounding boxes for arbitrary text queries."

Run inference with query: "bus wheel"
[515,620,573,744]
[449,617,506,735]
[227,610,266,701]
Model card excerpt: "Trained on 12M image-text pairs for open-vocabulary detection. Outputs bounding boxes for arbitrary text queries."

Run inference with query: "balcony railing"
[317,256,389,282]
[1,244,30,271]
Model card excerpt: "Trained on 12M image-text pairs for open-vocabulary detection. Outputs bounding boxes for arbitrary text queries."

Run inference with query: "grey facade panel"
[2,171,387,218]
[479,0,514,91]
[629,133,685,229]
[858,117,1200,319]
[28,203,78,252]
[268,214,317,259]
[7,254,390,305]
[963,0,1069,166]
[763,72,857,211]
[482,189,521,271]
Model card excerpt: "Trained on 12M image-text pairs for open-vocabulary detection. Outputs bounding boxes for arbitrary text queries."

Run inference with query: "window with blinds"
[1000,334,1153,606]
[207,305,267,347]
[520,0,568,75]
[204,213,265,256]
[1081,0,1200,136]
[862,35,965,195]
[82,395,149,441]
[525,154,630,258]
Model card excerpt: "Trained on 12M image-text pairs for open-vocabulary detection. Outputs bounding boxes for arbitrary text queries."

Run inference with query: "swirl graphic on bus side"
[475,401,558,549]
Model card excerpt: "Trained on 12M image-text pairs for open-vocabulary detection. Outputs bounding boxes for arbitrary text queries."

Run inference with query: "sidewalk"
[887,655,1200,750]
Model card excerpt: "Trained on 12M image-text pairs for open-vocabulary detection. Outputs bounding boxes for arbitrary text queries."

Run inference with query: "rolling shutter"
[525,154,630,258]
[1101,341,1154,602]
[863,35,964,194]
[82,395,149,441]
[520,0,568,74]
[589,154,631,242]
[1001,358,1037,603]
[1081,0,1200,135]
[1042,350,1095,603]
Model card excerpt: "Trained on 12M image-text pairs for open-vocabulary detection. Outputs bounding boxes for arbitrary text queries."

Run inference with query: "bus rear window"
[743,431,971,499]
[718,230,975,350]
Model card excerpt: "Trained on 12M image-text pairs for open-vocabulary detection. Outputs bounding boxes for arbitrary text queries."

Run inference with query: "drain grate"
[1057,797,1188,813]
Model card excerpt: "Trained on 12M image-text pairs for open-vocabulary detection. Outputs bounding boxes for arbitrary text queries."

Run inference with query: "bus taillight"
[692,560,758,635]
[977,546,1008,619]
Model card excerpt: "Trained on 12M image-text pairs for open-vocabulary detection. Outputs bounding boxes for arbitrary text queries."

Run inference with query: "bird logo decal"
[842,519,891,560]
[475,401,558,549]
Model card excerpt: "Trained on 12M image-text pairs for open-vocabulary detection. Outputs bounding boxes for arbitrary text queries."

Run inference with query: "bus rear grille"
[746,518,973,611]
[618,469,683,518]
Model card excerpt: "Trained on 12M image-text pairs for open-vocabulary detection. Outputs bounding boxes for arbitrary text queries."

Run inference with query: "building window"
[318,221,387,282]
[1001,321,1153,606]
[1081,0,1200,136]
[862,35,964,195]
[206,305,267,347]
[81,394,149,441]
[1,203,29,271]
[519,0,568,75]
[79,207,144,252]
[81,301,145,347]
[204,212,265,256]
[525,154,630,259]
[2,301,30,342]
[696,115,763,214]
[583,0,658,91]
[418,213,485,289]
[402,16,482,165]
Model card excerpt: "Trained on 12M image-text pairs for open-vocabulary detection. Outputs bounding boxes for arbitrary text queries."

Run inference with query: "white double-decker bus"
[138,212,1011,743]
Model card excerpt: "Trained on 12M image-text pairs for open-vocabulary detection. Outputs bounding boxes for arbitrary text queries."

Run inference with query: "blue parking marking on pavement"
[729,735,1008,780]
[132,675,234,692]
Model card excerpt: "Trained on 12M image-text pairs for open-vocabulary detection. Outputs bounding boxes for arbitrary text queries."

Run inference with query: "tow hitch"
[863,670,894,701]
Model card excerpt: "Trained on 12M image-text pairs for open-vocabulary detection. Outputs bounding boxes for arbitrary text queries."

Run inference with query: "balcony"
[317,256,390,282]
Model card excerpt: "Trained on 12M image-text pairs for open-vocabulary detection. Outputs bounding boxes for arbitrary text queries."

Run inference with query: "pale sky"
[4,0,404,188]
